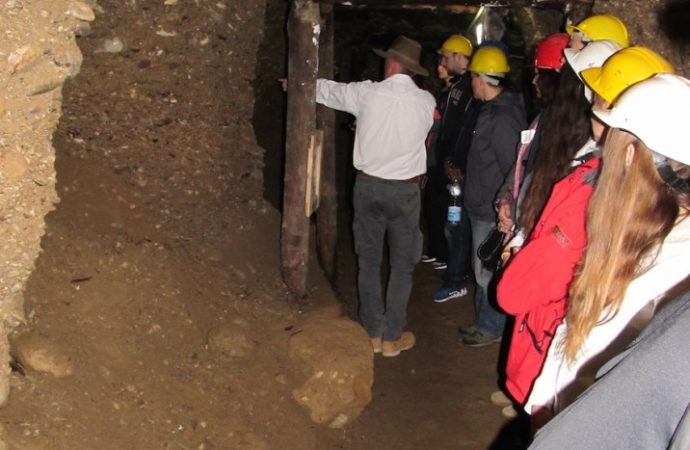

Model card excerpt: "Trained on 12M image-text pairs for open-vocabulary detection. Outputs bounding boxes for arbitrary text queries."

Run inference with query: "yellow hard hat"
[581,46,675,104]
[438,35,473,57]
[468,46,510,74]
[566,14,630,48]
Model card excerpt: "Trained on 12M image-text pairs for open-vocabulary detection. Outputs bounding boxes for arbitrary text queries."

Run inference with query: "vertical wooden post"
[316,5,338,285]
[282,0,320,297]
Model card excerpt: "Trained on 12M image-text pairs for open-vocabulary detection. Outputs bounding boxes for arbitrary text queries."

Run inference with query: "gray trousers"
[353,174,423,341]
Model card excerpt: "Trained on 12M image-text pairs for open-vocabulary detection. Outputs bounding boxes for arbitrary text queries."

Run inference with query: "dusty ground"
[0,1,522,449]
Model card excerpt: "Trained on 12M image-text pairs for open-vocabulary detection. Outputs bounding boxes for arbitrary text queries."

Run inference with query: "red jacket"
[497,156,600,404]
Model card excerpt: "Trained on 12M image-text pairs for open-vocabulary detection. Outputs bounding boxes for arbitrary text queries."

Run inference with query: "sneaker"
[490,390,513,407]
[502,405,519,419]
[382,331,415,357]
[371,337,382,354]
[421,255,437,263]
[462,330,502,348]
[431,261,447,270]
[432,287,468,303]
[458,323,478,338]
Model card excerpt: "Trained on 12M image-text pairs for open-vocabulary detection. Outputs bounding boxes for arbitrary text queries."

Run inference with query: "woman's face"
[568,32,587,51]
[437,64,449,81]
[532,69,542,99]
[591,95,611,142]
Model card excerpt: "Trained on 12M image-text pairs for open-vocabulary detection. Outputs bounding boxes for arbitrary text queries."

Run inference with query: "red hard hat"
[534,33,569,70]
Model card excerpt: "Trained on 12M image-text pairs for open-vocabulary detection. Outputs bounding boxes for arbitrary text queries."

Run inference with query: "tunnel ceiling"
[334,7,476,48]
[331,4,548,84]
[327,0,577,50]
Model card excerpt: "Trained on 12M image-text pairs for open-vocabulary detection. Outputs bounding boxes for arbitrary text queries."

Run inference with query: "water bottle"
[447,181,462,224]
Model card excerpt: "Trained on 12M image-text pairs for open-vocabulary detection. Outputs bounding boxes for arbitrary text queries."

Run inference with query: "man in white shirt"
[315,35,435,357]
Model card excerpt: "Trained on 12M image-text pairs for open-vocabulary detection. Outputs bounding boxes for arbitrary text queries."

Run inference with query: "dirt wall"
[0,0,93,405]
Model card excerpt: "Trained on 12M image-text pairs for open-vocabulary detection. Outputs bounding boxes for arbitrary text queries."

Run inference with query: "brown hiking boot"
[381,331,415,357]
[502,405,519,419]
[490,390,512,407]
[371,337,382,354]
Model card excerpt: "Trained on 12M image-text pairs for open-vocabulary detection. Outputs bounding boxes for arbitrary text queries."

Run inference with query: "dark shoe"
[490,390,512,407]
[458,323,478,338]
[462,330,501,348]
[382,332,415,357]
[421,255,437,263]
[432,287,468,303]
[431,261,447,270]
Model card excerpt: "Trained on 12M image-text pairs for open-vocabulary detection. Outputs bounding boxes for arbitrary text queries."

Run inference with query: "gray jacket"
[464,91,526,221]
[529,284,690,450]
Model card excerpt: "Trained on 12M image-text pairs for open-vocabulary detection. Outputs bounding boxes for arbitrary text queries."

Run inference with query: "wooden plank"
[316,7,338,284]
[305,130,324,217]
[281,0,320,298]
[315,0,523,5]
[313,0,589,9]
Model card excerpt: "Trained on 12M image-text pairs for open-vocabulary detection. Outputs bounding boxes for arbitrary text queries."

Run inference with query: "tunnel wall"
[594,0,689,76]
[0,0,93,404]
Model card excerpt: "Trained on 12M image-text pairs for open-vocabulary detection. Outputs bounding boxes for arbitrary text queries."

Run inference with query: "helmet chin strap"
[651,149,688,190]
[656,163,687,190]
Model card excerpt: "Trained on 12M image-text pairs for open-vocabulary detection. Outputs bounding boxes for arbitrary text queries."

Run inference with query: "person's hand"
[500,245,512,266]
[278,78,288,92]
[444,161,462,183]
[497,201,514,233]
[500,244,521,267]
[420,174,428,189]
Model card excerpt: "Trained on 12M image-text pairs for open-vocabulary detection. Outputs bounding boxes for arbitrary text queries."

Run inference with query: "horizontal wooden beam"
[313,0,590,10]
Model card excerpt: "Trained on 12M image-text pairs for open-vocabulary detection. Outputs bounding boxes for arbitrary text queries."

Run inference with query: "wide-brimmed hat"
[373,35,429,77]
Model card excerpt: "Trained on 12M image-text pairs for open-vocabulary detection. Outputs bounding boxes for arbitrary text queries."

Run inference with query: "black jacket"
[464,90,526,221]
[434,73,477,167]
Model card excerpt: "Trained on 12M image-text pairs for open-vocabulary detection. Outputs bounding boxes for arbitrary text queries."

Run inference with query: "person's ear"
[625,143,635,168]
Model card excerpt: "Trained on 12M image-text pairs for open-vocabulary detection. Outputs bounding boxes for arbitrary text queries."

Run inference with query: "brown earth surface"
[0,1,521,449]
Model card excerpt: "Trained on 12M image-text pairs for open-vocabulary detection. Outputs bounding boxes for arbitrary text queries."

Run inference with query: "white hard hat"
[564,40,623,102]
[593,73,690,166]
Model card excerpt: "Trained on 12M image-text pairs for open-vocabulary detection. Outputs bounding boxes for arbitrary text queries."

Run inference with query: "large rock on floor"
[10,332,74,378]
[288,307,373,428]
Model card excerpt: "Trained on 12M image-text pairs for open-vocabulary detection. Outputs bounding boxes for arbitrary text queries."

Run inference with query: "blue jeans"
[469,214,506,338]
[353,175,423,341]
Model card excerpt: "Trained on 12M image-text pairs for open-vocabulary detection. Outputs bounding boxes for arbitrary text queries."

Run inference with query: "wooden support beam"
[281,0,320,298]
[313,0,591,10]
[316,8,338,285]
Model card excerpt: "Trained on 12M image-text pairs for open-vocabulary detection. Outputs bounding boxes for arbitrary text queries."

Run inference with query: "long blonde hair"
[564,128,689,363]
